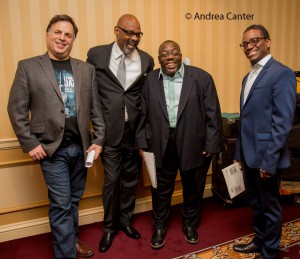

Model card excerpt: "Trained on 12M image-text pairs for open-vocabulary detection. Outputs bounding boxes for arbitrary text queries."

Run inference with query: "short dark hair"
[244,24,270,39]
[46,14,78,38]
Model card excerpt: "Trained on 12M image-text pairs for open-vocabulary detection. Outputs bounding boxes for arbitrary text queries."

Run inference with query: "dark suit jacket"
[87,43,154,146]
[7,53,105,159]
[234,57,297,174]
[136,65,222,170]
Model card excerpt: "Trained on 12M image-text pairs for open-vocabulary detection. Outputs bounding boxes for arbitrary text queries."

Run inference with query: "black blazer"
[136,65,222,170]
[87,43,154,146]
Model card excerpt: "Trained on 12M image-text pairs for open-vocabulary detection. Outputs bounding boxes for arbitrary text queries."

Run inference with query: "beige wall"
[1,0,300,241]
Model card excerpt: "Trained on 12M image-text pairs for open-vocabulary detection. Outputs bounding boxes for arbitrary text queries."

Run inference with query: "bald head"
[117,14,141,29]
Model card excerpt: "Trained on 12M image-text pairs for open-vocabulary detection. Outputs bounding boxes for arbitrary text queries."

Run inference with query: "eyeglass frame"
[116,26,143,39]
[159,52,182,59]
[239,37,268,50]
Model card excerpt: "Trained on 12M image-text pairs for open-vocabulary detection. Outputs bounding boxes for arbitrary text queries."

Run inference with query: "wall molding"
[0,186,212,242]
[0,138,20,150]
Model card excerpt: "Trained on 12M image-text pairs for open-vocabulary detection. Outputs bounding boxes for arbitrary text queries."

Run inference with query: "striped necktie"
[168,76,177,128]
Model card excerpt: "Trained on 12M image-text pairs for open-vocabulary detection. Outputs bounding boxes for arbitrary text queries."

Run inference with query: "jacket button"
[61,110,64,113]
[60,127,64,130]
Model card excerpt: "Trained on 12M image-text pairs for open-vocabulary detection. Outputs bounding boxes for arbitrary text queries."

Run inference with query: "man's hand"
[202,151,212,157]
[233,160,242,170]
[138,150,144,160]
[260,169,272,180]
[28,145,47,161]
[87,144,102,160]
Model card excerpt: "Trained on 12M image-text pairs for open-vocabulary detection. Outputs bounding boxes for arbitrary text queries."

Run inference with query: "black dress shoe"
[119,225,141,239]
[99,232,115,253]
[151,227,166,249]
[183,225,199,244]
[293,195,300,207]
[233,242,262,254]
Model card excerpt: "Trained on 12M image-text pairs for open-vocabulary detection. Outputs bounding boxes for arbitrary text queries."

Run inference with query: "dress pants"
[101,122,141,232]
[243,163,282,259]
[152,128,211,229]
[40,143,86,259]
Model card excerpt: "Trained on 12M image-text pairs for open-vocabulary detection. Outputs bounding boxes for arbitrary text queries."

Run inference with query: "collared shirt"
[109,42,141,90]
[249,54,272,85]
[243,54,272,104]
[159,64,184,127]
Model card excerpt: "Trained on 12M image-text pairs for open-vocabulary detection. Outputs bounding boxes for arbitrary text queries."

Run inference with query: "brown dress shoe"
[76,240,94,258]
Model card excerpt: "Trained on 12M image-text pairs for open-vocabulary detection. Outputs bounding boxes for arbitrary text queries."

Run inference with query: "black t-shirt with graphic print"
[51,59,81,146]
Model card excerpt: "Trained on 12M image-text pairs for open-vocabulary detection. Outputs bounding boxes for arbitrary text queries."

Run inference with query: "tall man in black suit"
[7,14,105,258]
[136,40,221,249]
[87,14,154,252]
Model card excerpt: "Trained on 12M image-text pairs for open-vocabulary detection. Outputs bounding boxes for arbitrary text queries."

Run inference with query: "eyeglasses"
[239,37,267,50]
[159,52,182,59]
[117,26,143,39]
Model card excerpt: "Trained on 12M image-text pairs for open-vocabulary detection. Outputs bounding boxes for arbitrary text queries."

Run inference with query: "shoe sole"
[185,236,199,244]
[77,252,95,258]
[233,247,262,254]
[151,240,165,249]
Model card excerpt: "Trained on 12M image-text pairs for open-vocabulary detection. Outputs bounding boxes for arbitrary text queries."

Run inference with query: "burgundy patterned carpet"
[1,196,300,259]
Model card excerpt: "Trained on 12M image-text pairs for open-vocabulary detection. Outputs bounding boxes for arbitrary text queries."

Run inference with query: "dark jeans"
[40,143,87,259]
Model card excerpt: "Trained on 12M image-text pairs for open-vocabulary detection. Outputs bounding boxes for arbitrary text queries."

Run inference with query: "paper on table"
[143,151,157,189]
[222,162,245,199]
[85,150,96,168]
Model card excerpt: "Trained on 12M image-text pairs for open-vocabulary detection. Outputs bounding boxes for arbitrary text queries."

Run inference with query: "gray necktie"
[117,53,126,88]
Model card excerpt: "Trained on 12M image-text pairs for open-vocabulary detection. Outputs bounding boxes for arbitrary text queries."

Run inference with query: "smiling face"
[242,29,271,66]
[114,14,142,54]
[158,41,182,77]
[46,21,75,61]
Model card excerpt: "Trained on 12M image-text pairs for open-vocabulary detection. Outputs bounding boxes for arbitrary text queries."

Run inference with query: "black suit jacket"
[136,65,222,170]
[87,43,154,146]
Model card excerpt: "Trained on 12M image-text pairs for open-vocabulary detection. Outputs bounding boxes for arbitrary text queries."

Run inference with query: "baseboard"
[0,185,212,242]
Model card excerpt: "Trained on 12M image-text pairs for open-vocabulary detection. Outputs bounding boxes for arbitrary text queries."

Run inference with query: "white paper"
[143,151,157,189]
[222,162,245,199]
[85,150,96,168]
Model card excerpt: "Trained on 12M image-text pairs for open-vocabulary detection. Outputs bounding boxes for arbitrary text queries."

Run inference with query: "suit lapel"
[70,58,81,113]
[243,57,274,108]
[140,50,148,77]
[177,66,194,121]
[38,54,63,101]
[125,48,149,91]
[153,71,169,120]
[104,43,120,84]
[241,76,248,110]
